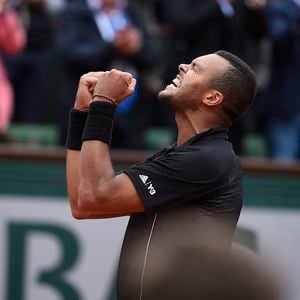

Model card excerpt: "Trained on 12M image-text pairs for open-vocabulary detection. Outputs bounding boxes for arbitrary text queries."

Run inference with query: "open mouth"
[171,77,181,88]
[171,81,178,87]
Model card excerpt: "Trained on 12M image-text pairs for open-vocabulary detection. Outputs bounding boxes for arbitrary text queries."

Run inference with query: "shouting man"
[66,51,257,300]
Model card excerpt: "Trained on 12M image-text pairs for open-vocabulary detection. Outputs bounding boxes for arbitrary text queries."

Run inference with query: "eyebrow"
[191,61,202,72]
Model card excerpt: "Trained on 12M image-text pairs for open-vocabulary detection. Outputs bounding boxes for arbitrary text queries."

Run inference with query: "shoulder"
[173,145,235,181]
[132,143,236,182]
[177,140,234,165]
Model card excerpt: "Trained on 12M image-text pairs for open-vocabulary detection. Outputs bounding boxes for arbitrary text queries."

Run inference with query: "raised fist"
[74,72,104,111]
[92,69,136,105]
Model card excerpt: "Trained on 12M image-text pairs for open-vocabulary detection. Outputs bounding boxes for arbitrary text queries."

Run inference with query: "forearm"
[76,100,117,210]
[66,150,81,214]
[66,108,88,216]
[77,141,143,218]
[67,149,115,219]
[66,139,116,218]
[78,141,114,204]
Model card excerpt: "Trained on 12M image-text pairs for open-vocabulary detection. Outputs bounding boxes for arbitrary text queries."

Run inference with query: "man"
[66,51,257,300]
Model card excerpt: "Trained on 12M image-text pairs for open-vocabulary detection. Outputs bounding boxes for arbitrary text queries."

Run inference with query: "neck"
[175,109,222,146]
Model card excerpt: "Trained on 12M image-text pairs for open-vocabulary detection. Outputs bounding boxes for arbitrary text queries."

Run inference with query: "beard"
[159,91,205,115]
[158,89,172,102]
[158,88,179,111]
[158,87,196,111]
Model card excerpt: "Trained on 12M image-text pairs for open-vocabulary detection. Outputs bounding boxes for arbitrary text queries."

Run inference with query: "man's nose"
[178,63,189,73]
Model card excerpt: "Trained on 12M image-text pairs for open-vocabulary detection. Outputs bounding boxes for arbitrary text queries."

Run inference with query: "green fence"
[1,153,300,209]
[1,148,300,300]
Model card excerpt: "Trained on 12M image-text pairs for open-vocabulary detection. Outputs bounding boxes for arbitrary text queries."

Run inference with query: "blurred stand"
[55,0,157,148]
[2,0,300,165]
[0,0,26,141]
[4,0,65,124]
[258,0,300,163]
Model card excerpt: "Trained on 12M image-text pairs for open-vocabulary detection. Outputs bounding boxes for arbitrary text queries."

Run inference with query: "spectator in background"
[56,0,157,148]
[153,0,267,154]
[224,0,267,155]
[260,0,300,162]
[0,0,26,141]
[5,0,64,124]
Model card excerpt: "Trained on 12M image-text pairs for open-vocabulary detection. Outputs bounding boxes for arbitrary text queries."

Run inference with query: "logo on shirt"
[139,174,156,195]
[139,174,149,184]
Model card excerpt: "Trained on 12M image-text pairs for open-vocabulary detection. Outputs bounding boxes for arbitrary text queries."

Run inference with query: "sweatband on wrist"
[82,101,116,145]
[66,108,88,150]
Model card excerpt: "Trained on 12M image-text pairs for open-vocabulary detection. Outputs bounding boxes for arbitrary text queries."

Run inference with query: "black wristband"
[82,101,116,145]
[66,109,88,150]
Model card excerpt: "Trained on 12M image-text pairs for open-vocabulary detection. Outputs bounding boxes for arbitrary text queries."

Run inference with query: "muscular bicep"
[77,173,145,218]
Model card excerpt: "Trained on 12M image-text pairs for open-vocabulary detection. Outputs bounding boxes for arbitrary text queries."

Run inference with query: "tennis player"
[66,51,257,300]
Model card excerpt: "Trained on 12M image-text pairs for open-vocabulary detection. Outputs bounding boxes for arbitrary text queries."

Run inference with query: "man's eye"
[192,63,199,73]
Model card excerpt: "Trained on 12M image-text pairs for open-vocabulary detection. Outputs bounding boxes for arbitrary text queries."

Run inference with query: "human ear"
[202,90,224,107]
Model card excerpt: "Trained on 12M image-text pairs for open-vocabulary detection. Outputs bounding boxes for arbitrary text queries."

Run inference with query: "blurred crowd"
[1,0,300,162]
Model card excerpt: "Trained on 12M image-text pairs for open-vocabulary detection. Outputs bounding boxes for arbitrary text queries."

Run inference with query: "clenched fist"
[92,69,137,105]
[74,71,104,111]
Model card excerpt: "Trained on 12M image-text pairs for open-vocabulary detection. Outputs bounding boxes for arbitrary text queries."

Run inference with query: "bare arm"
[66,70,145,219]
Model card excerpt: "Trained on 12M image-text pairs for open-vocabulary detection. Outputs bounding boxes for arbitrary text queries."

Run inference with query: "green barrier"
[1,160,300,208]
[1,157,300,300]
[8,124,59,145]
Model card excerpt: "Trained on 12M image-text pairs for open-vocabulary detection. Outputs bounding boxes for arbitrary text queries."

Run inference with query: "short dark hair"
[213,50,257,122]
